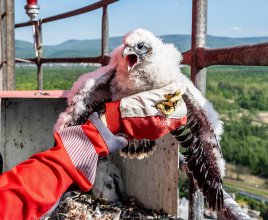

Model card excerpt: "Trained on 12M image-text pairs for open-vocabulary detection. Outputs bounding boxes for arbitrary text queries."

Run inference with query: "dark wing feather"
[171,90,225,211]
[119,139,157,160]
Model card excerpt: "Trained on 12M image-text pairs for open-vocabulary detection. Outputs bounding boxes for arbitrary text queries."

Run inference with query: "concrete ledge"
[0,92,68,171]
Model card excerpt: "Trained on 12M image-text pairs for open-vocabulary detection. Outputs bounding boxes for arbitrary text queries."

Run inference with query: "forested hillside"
[182,66,268,177]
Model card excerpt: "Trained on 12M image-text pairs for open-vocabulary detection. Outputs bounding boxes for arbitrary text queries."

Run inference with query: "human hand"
[105,82,187,140]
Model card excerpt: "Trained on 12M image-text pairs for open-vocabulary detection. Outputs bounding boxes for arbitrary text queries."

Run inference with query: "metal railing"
[12,0,268,219]
[15,0,118,90]
[183,1,267,219]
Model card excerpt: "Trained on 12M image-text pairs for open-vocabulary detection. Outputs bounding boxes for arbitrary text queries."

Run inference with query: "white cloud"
[227,26,242,31]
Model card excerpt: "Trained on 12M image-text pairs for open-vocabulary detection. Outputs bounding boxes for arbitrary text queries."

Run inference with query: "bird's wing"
[54,45,124,133]
[53,65,116,133]
[171,74,225,211]
[120,139,157,160]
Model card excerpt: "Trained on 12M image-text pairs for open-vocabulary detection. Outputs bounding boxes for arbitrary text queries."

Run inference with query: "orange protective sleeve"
[0,133,93,220]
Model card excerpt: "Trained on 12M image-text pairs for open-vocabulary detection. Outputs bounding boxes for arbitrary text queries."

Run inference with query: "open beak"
[123,46,139,72]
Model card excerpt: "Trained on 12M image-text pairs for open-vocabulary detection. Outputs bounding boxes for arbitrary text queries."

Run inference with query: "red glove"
[106,82,187,140]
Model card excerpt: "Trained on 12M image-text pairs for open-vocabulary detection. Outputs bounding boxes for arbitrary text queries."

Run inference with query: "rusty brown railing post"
[6,0,15,90]
[0,1,3,91]
[1,0,7,90]
[31,18,43,90]
[101,1,109,66]
[191,0,207,96]
[188,0,207,219]
[36,19,43,90]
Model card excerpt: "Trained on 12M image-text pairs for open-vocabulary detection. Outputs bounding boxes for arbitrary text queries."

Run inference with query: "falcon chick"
[91,158,126,202]
[54,28,225,211]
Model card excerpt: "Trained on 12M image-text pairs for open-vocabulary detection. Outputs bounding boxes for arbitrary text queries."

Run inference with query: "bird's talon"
[169,94,182,103]
[164,101,173,107]
[156,89,181,116]
[164,94,172,100]
[166,107,175,116]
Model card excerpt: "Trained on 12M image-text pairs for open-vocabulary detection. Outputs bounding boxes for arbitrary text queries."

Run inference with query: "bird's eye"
[137,43,144,50]
[134,43,149,54]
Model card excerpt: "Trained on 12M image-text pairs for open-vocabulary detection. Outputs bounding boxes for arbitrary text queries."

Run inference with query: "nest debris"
[46,191,177,220]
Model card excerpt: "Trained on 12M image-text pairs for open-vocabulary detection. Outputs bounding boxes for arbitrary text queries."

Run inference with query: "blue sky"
[15,0,268,45]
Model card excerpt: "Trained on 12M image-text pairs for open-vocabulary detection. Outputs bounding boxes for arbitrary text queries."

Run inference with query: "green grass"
[16,66,98,90]
[224,181,268,198]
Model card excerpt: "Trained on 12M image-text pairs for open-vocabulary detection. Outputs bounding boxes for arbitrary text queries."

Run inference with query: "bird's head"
[121,29,157,72]
[110,28,183,100]
[123,42,151,72]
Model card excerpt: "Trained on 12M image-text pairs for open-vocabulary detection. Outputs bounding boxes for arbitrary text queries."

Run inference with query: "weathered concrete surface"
[111,133,179,215]
[0,98,67,172]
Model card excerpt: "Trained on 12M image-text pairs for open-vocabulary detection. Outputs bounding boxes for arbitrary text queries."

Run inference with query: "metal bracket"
[31,18,43,60]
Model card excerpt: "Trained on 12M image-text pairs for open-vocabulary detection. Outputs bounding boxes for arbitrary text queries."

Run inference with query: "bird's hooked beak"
[123,46,139,72]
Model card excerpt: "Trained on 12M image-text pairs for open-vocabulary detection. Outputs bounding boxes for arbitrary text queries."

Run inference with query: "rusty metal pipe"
[191,0,207,96]
[1,0,7,91]
[101,5,109,66]
[40,56,104,64]
[198,42,268,67]
[6,0,15,90]
[14,56,105,64]
[15,0,118,28]
[188,0,207,218]
[220,190,251,220]
[181,50,191,66]
[14,58,35,64]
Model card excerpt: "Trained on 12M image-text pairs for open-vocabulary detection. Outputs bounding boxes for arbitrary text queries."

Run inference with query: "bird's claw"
[156,89,182,116]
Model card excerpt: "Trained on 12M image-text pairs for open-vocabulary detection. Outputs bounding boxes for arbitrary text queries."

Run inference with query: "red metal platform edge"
[0,90,70,98]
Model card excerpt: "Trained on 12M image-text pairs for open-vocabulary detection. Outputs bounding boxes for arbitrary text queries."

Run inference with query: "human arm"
[0,112,126,220]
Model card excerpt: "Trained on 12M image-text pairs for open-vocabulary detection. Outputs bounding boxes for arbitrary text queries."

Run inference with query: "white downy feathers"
[54,28,226,185]
[91,159,125,202]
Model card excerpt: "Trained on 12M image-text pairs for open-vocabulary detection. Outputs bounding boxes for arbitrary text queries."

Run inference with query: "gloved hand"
[55,112,128,186]
[105,82,187,140]
[58,82,187,184]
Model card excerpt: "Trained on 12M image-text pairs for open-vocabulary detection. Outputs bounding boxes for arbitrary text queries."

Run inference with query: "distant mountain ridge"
[15,35,268,59]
